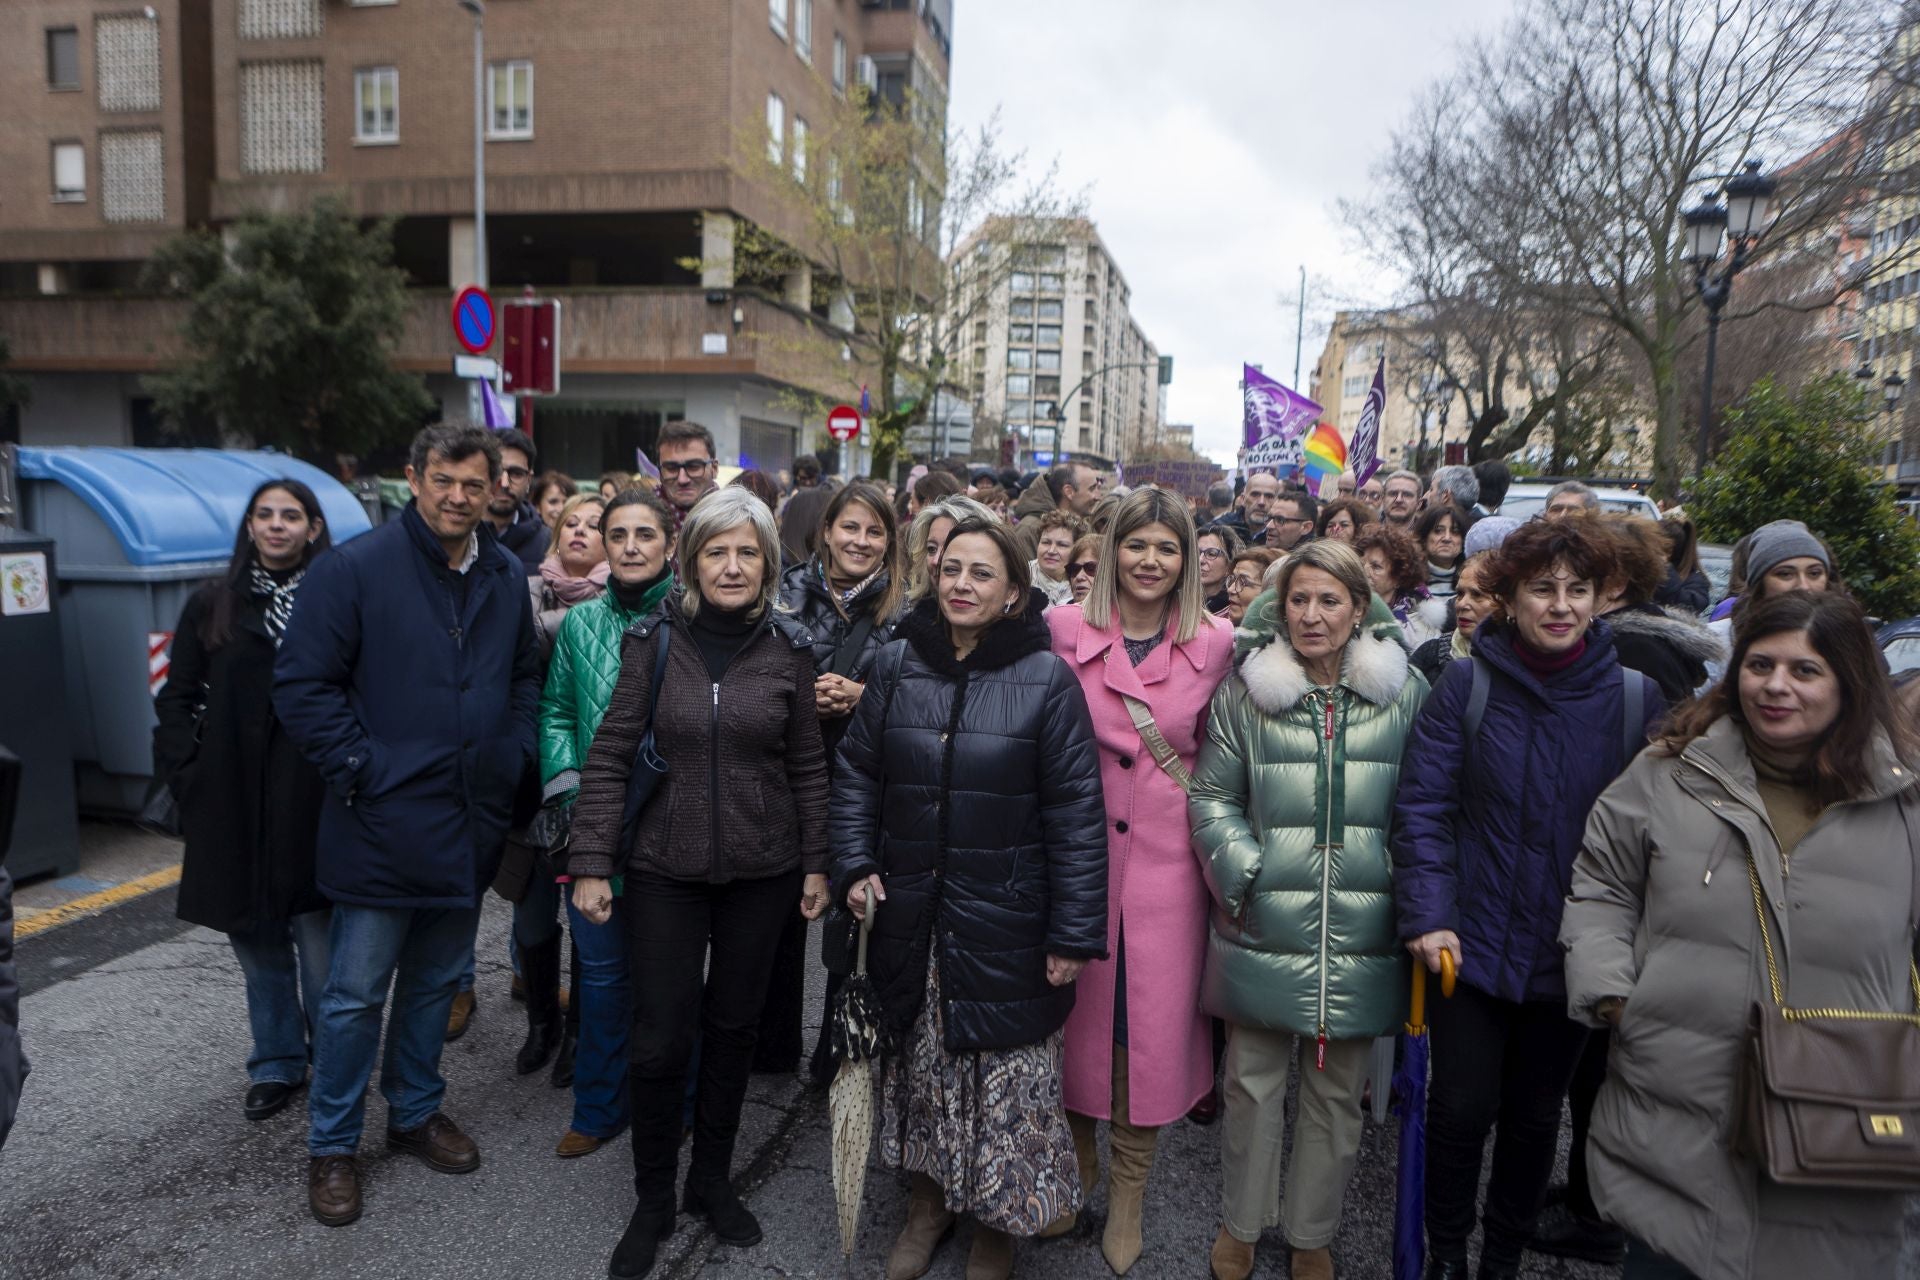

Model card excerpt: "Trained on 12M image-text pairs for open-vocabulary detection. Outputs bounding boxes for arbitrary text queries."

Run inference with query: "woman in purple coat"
[1391,518,1663,1280]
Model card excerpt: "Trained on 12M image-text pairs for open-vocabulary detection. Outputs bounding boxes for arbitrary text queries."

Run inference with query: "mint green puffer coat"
[1190,591,1427,1040]
[538,575,675,794]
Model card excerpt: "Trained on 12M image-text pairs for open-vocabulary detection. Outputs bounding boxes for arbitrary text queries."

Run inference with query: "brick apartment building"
[0,0,953,478]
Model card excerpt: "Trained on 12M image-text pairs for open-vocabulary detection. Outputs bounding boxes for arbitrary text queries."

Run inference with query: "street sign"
[453,355,500,380]
[502,297,562,396]
[451,286,495,355]
[827,404,862,442]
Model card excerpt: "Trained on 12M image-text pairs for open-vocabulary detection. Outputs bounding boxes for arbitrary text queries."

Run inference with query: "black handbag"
[616,619,674,853]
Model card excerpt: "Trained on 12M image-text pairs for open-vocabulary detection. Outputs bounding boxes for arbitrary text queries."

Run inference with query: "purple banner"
[1241,363,1322,476]
[1349,358,1387,488]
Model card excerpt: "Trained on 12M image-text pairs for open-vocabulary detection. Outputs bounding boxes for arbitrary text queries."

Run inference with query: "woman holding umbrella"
[1190,540,1428,1280]
[831,514,1108,1280]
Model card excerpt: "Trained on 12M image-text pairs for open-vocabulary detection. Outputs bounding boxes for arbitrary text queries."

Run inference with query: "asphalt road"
[4,889,1915,1279]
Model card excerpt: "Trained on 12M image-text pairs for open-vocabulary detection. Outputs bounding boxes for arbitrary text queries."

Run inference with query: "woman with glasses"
[1223,548,1279,627]
[1067,533,1102,606]
[1198,526,1244,615]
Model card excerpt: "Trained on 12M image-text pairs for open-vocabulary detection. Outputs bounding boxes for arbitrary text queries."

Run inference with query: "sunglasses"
[1066,561,1099,578]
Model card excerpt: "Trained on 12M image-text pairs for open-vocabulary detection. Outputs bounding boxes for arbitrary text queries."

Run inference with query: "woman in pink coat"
[1045,487,1233,1275]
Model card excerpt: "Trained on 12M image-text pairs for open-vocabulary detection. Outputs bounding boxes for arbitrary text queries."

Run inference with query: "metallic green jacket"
[1190,592,1427,1040]
[537,574,675,794]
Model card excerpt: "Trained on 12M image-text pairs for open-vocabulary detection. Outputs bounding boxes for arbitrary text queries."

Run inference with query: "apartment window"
[1083,324,1095,347]
[832,33,846,91]
[97,15,162,112]
[1343,375,1366,398]
[1035,376,1060,396]
[1037,299,1063,321]
[1008,349,1032,371]
[1080,400,1093,421]
[1007,374,1031,396]
[768,0,787,40]
[972,320,986,342]
[101,129,165,222]
[240,60,324,174]
[1034,400,1057,420]
[1009,299,1033,319]
[354,66,398,143]
[826,153,842,212]
[1010,272,1034,293]
[1037,351,1061,372]
[1083,351,1094,373]
[1038,273,1064,293]
[51,141,86,202]
[791,116,807,181]
[1009,325,1033,344]
[1036,326,1061,348]
[239,0,322,40]
[488,60,533,138]
[47,28,80,91]
[794,0,812,62]
[766,93,784,165]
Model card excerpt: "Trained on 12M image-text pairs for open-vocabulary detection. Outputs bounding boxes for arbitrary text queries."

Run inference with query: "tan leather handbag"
[1734,848,1920,1190]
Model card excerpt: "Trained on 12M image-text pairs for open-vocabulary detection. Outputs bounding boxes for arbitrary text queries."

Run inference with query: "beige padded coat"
[1561,716,1919,1280]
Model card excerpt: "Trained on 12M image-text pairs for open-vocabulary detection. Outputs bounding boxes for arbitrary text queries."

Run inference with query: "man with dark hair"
[656,420,719,526]
[1012,460,1103,559]
[486,428,546,573]
[1216,469,1280,544]
[1266,489,1318,551]
[275,422,540,1228]
[791,453,822,488]
[1471,458,1511,515]
[1204,481,1234,527]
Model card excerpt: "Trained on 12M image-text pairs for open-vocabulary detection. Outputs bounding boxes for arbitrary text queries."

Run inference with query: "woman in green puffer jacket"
[537,487,677,1159]
[1190,539,1427,1280]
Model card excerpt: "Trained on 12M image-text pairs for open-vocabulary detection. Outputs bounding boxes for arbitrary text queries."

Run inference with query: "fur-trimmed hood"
[1235,590,1413,714]
[1606,601,1727,666]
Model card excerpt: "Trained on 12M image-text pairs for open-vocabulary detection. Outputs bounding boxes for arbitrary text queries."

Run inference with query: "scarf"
[248,563,304,647]
[540,555,611,605]
[821,557,882,611]
[1450,626,1473,661]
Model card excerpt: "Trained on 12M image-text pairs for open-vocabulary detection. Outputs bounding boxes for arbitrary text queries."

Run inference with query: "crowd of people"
[150,422,1919,1280]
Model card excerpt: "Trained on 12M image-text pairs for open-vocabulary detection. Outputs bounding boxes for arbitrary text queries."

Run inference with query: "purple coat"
[1390,619,1663,1003]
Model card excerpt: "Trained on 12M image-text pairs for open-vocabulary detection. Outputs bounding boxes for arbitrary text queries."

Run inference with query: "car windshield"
[1883,635,1920,677]
[1500,493,1658,521]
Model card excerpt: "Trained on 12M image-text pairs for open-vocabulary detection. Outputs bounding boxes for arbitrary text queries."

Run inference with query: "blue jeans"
[566,894,630,1138]
[227,910,332,1087]
[307,903,480,1156]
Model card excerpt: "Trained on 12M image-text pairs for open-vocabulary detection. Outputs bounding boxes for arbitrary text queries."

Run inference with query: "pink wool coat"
[1048,603,1233,1126]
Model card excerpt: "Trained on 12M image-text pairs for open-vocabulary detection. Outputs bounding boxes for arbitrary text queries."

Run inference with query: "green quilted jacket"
[538,575,676,794]
[1190,591,1427,1040]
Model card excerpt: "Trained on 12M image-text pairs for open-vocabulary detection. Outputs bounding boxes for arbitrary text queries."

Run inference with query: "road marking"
[16,863,182,940]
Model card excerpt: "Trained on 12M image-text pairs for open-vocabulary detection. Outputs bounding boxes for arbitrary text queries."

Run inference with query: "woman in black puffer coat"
[831,514,1107,1280]
[767,481,904,1080]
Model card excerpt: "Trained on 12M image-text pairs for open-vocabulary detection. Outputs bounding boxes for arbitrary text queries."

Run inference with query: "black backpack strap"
[828,613,878,679]
[1619,666,1644,764]
[1464,654,1491,741]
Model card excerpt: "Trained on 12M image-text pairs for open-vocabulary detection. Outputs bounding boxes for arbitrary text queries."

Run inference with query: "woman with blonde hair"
[902,494,997,602]
[1045,488,1235,1272]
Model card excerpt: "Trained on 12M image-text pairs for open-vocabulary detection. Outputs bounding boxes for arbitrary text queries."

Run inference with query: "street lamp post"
[1682,159,1775,477]
[458,0,487,291]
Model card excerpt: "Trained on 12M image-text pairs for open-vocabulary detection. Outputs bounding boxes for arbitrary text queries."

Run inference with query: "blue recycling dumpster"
[14,448,373,815]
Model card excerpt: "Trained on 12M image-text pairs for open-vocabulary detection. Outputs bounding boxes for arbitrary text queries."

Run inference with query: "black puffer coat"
[829,595,1108,1053]
[778,560,900,762]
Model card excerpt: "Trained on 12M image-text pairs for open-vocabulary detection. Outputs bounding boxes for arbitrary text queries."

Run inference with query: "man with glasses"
[656,420,721,530]
[275,423,541,1228]
[487,429,546,573]
[1264,489,1318,552]
[1380,469,1424,529]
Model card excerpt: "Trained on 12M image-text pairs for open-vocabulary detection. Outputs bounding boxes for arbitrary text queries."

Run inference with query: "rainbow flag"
[1303,422,1347,497]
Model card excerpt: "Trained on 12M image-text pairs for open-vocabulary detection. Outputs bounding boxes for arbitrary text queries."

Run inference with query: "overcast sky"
[946,0,1521,463]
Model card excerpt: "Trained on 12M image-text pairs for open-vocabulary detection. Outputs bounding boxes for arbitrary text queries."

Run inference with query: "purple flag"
[1349,357,1387,488]
[1241,364,1322,477]
[480,380,514,430]
[633,447,660,481]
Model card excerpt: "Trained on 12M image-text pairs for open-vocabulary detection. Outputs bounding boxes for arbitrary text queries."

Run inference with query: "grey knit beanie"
[1463,515,1522,561]
[1744,520,1828,583]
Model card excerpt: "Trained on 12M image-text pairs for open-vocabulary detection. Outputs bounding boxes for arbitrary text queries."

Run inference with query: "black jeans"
[753,908,808,1071]
[1564,1027,1611,1220]
[1425,979,1591,1268]
[624,868,800,1215]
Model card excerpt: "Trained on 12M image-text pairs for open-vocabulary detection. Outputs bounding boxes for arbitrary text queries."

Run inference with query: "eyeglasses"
[1198,546,1226,560]
[1066,561,1098,578]
[500,466,531,482]
[1226,573,1259,593]
[659,460,712,478]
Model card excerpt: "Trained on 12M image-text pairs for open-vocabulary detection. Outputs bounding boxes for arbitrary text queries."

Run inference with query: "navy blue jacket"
[273,504,541,909]
[1390,619,1663,1003]
[495,501,547,573]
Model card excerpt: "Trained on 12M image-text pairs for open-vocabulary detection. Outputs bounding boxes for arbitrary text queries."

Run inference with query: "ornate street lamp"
[1683,159,1775,476]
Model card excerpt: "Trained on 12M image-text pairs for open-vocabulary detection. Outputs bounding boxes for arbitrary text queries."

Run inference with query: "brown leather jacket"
[567,603,828,883]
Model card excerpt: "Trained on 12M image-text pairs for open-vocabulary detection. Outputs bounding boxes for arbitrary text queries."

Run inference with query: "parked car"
[1498,483,1662,521]
[1877,616,1920,678]
[1698,542,1734,609]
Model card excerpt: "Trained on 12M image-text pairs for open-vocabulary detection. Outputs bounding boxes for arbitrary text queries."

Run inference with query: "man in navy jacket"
[275,423,540,1227]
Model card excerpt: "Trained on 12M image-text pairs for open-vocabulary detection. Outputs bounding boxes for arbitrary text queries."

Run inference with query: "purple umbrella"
[1393,950,1455,1280]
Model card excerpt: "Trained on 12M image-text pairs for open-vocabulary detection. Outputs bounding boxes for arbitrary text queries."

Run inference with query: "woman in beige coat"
[1561,591,1920,1280]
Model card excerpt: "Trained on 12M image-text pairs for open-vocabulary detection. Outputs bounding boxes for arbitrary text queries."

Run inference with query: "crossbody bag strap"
[827,612,878,679]
[1121,693,1193,794]
[1743,835,1920,1020]
[1619,666,1644,763]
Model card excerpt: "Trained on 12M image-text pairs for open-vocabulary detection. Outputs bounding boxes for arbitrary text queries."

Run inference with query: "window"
[972,320,986,342]
[239,0,322,40]
[354,66,398,143]
[1083,324,1095,347]
[1037,351,1061,371]
[1009,299,1033,319]
[1036,325,1061,347]
[101,129,164,222]
[47,28,80,90]
[1035,376,1060,396]
[1034,400,1057,420]
[1036,299,1062,319]
[1038,273,1064,293]
[240,60,324,173]
[794,0,812,62]
[832,34,846,91]
[826,154,844,216]
[1007,349,1032,370]
[769,0,787,40]
[1343,375,1366,398]
[51,141,85,202]
[488,60,533,138]
[766,92,784,165]
[1010,272,1034,293]
[97,15,161,111]
[791,116,807,181]
[1007,374,1031,396]
[1009,325,1033,343]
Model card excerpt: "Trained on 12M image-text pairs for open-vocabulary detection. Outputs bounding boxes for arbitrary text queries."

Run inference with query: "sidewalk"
[14,820,183,940]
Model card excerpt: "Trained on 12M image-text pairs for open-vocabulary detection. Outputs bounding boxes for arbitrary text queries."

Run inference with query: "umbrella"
[1392,949,1455,1280]
[829,884,890,1258]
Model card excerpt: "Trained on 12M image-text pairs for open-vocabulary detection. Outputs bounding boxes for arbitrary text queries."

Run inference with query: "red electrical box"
[502,297,562,396]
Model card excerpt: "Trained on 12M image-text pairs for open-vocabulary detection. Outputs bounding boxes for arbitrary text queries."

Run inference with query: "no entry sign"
[827,404,862,442]
[451,286,495,356]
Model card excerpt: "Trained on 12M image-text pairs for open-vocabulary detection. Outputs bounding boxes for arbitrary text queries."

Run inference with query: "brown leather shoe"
[386,1111,479,1174]
[554,1129,604,1159]
[1209,1226,1255,1280]
[886,1173,956,1280]
[1291,1245,1334,1280]
[446,990,476,1041]
[308,1155,362,1227]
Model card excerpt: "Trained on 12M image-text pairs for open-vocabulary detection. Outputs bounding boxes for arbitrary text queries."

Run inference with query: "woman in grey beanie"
[1699,520,1840,690]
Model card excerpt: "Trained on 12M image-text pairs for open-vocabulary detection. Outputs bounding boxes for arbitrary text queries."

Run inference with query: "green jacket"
[1190,591,1427,1040]
[538,575,675,795]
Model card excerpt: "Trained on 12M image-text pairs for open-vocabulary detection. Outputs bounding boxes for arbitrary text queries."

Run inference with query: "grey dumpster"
[14,448,372,815]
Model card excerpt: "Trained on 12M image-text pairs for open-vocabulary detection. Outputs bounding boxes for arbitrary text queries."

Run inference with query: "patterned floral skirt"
[877,954,1081,1236]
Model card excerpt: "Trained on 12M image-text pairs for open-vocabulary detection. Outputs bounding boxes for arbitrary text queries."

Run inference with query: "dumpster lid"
[15,447,374,567]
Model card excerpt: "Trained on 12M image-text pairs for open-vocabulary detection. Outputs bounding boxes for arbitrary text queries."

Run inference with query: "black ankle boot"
[608,1204,674,1279]
[1477,1260,1519,1280]
[1423,1259,1469,1280]
[515,936,563,1075]
[549,1029,578,1087]
[682,1179,762,1247]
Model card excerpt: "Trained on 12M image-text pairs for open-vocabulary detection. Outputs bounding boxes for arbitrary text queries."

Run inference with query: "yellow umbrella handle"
[1439,948,1457,999]
[1409,961,1427,1033]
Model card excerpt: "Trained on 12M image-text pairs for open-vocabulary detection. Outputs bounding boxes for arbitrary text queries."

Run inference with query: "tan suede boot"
[1038,1110,1100,1238]
[1208,1225,1256,1280]
[1102,1049,1159,1275]
[1290,1245,1334,1280]
[886,1173,956,1280]
[965,1223,1015,1280]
